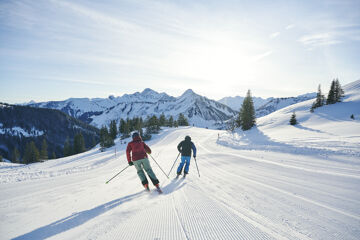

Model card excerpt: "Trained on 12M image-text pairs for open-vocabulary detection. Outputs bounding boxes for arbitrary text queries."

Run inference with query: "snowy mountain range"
[218,93,317,117]
[255,93,317,117]
[218,95,271,110]
[29,89,237,128]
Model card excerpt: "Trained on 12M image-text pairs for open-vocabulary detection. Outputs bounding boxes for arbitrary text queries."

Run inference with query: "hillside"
[0,103,99,161]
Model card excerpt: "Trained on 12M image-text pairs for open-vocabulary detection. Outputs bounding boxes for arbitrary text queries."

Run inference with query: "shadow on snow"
[12,191,144,240]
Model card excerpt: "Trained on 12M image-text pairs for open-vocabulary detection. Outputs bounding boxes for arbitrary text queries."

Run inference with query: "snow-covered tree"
[237,90,256,130]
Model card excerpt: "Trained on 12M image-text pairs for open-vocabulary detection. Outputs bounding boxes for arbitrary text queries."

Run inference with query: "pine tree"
[12,147,20,163]
[119,119,126,134]
[177,113,189,126]
[63,137,72,157]
[159,113,166,126]
[238,90,256,130]
[290,112,297,125]
[334,79,344,102]
[40,138,48,160]
[24,141,40,164]
[100,126,114,150]
[167,116,174,127]
[0,155,2,162]
[310,84,325,112]
[326,80,336,105]
[350,114,355,120]
[52,151,57,159]
[109,120,117,140]
[174,120,179,128]
[73,133,86,154]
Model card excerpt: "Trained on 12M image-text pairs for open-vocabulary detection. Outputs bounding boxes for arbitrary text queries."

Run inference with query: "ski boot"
[155,184,163,194]
[144,183,150,192]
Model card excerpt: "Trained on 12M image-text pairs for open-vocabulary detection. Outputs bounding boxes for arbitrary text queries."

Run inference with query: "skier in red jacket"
[126,132,160,191]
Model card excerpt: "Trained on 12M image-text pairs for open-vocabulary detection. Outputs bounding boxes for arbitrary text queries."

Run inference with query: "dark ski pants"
[177,156,191,174]
[133,158,159,186]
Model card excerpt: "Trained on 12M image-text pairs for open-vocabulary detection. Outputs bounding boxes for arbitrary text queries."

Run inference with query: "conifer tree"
[310,84,325,112]
[52,151,57,159]
[0,155,2,162]
[109,120,117,140]
[334,79,344,102]
[350,114,355,120]
[40,138,48,160]
[326,80,336,105]
[237,90,256,130]
[100,126,114,150]
[159,113,166,126]
[167,116,174,127]
[119,119,126,134]
[12,147,20,163]
[177,113,189,126]
[74,133,86,154]
[290,112,297,125]
[24,141,40,164]
[63,137,72,157]
[174,120,179,128]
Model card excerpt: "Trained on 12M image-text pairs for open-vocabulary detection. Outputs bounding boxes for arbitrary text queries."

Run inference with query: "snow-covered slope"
[2,81,359,240]
[1,124,359,240]
[219,80,360,157]
[29,89,236,129]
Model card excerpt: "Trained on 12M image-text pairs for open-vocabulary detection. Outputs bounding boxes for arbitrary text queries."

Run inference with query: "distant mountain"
[29,89,237,128]
[218,96,271,111]
[256,93,316,117]
[0,103,99,162]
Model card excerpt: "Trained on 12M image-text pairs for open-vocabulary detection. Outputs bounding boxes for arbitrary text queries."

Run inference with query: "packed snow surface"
[1,80,359,239]
[1,125,359,239]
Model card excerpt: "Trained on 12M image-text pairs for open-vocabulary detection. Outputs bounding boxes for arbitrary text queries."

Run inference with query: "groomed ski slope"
[1,125,360,240]
[1,80,360,240]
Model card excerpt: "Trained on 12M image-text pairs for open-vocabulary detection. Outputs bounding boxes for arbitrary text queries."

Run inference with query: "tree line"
[310,78,344,112]
[99,113,189,150]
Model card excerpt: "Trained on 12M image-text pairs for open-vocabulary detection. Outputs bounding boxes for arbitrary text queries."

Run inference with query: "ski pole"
[167,152,181,177]
[148,154,169,179]
[105,165,130,184]
[194,157,200,177]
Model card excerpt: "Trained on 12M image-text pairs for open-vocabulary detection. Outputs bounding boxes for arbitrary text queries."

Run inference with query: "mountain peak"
[141,88,159,96]
[181,89,197,98]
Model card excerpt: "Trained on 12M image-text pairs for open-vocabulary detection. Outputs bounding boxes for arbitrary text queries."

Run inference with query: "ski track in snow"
[1,127,360,239]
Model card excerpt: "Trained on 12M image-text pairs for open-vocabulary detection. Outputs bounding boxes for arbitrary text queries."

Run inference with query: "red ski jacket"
[126,136,151,163]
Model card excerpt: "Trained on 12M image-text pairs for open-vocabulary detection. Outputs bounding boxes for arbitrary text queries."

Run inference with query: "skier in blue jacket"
[176,136,197,177]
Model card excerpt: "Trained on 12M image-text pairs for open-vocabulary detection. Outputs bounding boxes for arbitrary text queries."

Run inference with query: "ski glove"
[129,162,134,166]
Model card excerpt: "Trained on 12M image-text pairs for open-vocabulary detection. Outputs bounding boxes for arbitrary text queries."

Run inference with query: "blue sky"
[1,0,359,103]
